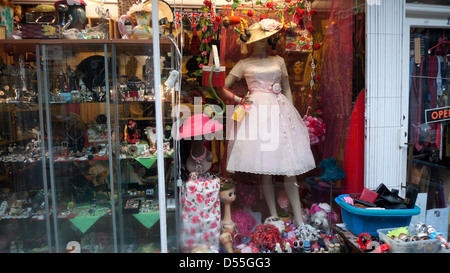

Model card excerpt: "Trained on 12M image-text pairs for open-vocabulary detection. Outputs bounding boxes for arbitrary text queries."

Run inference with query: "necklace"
[67,129,83,141]
[190,147,206,164]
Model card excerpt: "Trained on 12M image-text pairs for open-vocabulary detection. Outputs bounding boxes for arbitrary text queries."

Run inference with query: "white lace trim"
[226,165,315,177]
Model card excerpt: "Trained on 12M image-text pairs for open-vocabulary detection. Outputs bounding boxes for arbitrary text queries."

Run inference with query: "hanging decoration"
[296,0,325,146]
[193,0,222,78]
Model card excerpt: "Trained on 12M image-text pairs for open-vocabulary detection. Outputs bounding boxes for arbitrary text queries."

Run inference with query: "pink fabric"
[180,176,221,252]
[342,196,354,205]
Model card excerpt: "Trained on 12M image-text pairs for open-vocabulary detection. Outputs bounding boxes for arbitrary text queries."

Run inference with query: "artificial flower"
[271,83,282,93]
[307,25,314,33]
[310,9,318,15]
[259,18,281,31]
[266,1,275,10]
[247,9,254,17]
[260,14,269,20]
[203,0,212,9]
[313,43,321,50]
[303,115,326,145]
[296,8,305,16]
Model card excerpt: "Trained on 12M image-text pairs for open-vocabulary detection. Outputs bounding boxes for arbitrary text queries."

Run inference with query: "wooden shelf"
[0,37,173,45]
[0,37,174,56]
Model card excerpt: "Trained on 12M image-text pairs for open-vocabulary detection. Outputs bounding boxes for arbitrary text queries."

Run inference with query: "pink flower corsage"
[271,83,282,94]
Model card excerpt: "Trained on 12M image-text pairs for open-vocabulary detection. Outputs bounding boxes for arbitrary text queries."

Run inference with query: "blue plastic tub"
[335,194,421,236]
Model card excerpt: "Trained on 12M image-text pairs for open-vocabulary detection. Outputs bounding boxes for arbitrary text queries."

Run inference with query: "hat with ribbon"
[176,113,223,140]
[244,18,283,44]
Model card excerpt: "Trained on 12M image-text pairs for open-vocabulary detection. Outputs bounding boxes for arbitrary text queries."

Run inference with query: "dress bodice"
[229,55,288,94]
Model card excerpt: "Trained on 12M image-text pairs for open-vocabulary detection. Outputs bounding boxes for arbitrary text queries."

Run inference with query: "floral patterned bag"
[180,173,221,252]
[285,28,313,52]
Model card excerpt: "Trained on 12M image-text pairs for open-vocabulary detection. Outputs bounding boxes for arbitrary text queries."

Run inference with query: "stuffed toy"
[309,203,338,235]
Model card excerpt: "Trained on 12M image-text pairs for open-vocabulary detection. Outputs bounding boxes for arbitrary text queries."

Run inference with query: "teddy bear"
[309,203,338,235]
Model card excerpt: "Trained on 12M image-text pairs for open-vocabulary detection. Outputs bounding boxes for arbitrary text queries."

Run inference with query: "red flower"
[314,75,321,82]
[310,9,318,15]
[260,14,269,20]
[203,0,211,8]
[296,8,305,16]
[313,43,321,50]
[266,2,275,10]
[307,25,314,33]
[247,9,254,17]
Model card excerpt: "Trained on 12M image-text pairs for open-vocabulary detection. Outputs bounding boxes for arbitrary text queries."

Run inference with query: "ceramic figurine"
[54,0,87,31]
[127,3,153,40]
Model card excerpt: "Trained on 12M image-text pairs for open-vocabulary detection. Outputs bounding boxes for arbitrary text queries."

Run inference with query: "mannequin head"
[219,187,236,204]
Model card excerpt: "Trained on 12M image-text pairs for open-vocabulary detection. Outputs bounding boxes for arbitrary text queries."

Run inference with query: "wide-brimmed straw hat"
[245,18,283,44]
[176,113,223,140]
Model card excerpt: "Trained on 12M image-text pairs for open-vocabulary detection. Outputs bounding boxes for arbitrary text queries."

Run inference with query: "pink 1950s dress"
[226,55,316,176]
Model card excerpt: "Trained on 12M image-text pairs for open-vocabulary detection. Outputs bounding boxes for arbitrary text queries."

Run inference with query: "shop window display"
[176,0,361,253]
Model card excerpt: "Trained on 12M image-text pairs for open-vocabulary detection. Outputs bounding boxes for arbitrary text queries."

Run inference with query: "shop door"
[405,10,450,239]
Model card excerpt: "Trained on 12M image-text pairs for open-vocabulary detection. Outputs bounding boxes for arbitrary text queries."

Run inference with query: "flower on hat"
[259,19,281,32]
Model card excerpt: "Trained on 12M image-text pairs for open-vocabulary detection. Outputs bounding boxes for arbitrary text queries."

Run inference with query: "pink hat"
[177,113,223,140]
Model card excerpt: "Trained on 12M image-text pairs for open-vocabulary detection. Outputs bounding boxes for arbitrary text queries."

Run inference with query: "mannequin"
[185,139,213,175]
[219,19,316,226]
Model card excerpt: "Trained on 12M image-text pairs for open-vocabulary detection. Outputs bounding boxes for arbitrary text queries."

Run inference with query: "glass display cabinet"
[0,37,177,253]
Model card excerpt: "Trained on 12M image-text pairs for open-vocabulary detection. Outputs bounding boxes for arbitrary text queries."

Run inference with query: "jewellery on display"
[190,147,207,164]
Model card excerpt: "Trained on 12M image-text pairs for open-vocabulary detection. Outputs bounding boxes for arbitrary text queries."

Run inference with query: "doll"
[124,119,140,144]
[218,19,316,226]
[219,179,236,253]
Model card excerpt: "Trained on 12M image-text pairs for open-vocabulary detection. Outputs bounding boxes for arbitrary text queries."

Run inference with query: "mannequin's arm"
[282,75,293,104]
[217,74,243,104]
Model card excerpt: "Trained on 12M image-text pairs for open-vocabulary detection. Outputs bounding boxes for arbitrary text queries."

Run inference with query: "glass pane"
[407,27,450,238]
[176,0,361,253]
[42,41,116,253]
[0,41,51,253]
[112,38,175,253]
